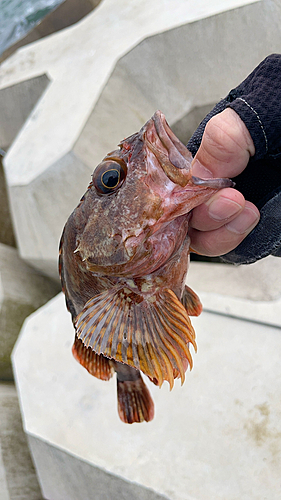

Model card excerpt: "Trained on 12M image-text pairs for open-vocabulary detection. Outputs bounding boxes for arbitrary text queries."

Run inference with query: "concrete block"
[0,440,9,500]
[2,0,280,279]
[0,243,59,380]
[27,436,167,500]
[187,256,281,327]
[0,74,50,150]
[12,293,281,500]
[0,382,43,500]
[0,157,16,247]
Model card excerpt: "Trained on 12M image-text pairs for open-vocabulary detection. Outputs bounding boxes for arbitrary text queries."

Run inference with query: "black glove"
[187,54,281,264]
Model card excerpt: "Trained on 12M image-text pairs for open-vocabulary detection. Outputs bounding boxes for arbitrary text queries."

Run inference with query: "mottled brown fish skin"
[59,110,233,423]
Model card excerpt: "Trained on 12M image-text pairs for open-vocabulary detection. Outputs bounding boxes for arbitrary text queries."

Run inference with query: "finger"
[190,188,245,232]
[189,202,260,257]
[192,108,255,179]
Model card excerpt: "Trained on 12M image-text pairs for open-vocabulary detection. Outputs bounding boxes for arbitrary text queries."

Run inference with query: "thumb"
[192,108,255,179]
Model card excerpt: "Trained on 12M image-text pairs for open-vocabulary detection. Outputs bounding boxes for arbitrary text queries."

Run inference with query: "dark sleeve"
[187,54,281,264]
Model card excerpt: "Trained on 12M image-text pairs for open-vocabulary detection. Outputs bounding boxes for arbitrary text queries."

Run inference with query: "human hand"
[189,108,260,256]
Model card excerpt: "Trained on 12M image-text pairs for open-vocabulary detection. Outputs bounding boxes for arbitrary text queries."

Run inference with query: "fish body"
[59,111,233,423]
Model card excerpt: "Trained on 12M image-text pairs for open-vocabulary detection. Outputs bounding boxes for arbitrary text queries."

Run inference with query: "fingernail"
[225,207,259,234]
[192,159,213,178]
[208,197,242,221]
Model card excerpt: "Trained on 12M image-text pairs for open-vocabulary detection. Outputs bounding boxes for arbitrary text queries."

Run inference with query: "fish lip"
[144,110,235,191]
[143,110,193,187]
[152,110,193,169]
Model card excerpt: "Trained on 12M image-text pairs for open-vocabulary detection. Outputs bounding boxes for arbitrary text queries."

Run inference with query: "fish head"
[75,110,233,276]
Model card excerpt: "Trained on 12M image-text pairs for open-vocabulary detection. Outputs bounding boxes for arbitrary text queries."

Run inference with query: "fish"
[59,110,233,424]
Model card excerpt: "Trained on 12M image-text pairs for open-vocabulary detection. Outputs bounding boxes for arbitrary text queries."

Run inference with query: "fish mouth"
[144,110,234,190]
[143,110,192,187]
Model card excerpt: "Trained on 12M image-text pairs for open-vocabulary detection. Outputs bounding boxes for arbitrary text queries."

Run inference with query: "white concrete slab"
[187,256,281,327]
[2,0,277,279]
[12,293,281,500]
[27,435,168,500]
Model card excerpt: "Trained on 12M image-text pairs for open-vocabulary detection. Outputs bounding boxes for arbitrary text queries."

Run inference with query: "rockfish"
[59,111,233,423]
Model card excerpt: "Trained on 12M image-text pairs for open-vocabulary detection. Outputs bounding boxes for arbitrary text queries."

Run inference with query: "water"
[0,0,65,56]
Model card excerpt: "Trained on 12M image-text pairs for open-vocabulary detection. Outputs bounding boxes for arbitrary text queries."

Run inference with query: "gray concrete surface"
[0,158,16,247]
[0,383,43,500]
[12,293,281,500]
[27,436,168,500]
[1,0,272,280]
[0,75,50,151]
[0,243,59,380]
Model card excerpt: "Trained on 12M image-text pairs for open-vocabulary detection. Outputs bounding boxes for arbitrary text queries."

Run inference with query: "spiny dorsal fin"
[75,286,197,389]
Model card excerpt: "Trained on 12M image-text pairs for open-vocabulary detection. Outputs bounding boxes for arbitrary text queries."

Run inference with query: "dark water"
[0,0,64,56]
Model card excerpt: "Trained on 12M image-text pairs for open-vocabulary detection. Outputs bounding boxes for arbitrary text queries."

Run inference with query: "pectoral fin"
[75,286,197,389]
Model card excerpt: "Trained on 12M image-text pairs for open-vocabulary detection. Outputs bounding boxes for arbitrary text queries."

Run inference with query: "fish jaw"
[144,147,209,222]
[144,110,193,187]
[143,110,234,224]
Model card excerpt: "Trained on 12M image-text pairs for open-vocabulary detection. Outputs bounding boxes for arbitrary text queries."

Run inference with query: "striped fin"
[117,373,154,424]
[182,285,203,316]
[75,286,197,389]
[72,336,114,380]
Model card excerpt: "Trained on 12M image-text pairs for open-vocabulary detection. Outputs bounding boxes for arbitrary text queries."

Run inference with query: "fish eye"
[92,160,127,194]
